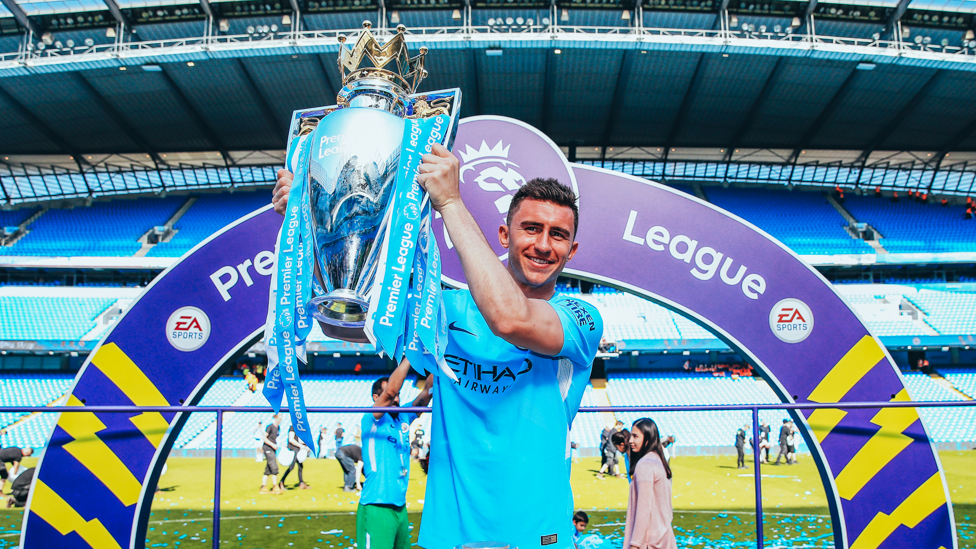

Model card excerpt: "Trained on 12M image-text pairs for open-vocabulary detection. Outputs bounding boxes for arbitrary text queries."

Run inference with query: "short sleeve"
[552,296,603,366]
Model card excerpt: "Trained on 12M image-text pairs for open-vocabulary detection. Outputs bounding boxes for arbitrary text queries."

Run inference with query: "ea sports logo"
[769,298,814,344]
[166,306,211,352]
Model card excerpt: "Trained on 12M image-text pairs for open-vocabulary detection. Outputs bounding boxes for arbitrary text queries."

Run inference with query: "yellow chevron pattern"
[60,395,144,506]
[805,336,886,443]
[90,343,171,447]
[834,389,918,500]
[30,478,122,549]
[849,472,947,549]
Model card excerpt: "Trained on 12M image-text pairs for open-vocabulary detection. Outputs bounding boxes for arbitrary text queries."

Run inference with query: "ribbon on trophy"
[262,134,318,452]
[366,115,456,380]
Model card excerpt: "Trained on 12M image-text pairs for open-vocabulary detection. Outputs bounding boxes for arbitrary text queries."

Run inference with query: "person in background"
[773,419,791,465]
[735,425,747,469]
[624,418,676,549]
[598,421,624,479]
[787,420,799,464]
[318,427,329,458]
[335,444,364,492]
[573,510,589,541]
[359,360,434,549]
[244,368,259,393]
[334,422,344,451]
[0,446,32,492]
[259,414,283,495]
[612,429,632,481]
[279,425,311,490]
[5,466,34,508]
[758,421,771,463]
[661,435,675,465]
[253,420,265,463]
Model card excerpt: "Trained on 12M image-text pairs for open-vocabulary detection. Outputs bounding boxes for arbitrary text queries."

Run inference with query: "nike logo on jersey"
[447,321,476,336]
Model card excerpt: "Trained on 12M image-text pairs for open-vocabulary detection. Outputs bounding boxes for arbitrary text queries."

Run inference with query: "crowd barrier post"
[213,410,223,549]
[751,406,764,548]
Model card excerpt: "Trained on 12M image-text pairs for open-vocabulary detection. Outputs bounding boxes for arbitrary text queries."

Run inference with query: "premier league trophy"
[263,22,461,449]
[287,21,461,343]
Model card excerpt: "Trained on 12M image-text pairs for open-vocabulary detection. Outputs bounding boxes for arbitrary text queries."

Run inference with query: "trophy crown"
[337,22,428,99]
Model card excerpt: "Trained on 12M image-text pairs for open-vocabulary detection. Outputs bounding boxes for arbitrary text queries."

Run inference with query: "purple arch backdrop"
[21,116,955,549]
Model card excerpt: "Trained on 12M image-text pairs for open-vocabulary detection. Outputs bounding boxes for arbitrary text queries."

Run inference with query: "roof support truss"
[74,72,163,167]
[601,50,632,159]
[101,0,133,31]
[664,52,707,161]
[725,56,786,162]
[157,66,232,165]
[884,0,911,37]
[788,65,859,163]
[856,69,943,165]
[0,0,39,36]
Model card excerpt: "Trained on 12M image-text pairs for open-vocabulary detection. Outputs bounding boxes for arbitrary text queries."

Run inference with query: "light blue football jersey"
[416,289,602,549]
[360,411,418,507]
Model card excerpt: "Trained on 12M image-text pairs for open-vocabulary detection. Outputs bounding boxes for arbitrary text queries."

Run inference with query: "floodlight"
[41,32,54,45]
[554,48,561,54]
[271,24,279,32]
[452,9,461,20]
[218,18,230,32]
[561,9,569,21]
[966,29,975,41]
[773,25,781,32]
[759,25,766,32]
[84,38,94,46]
[36,42,45,50]
[506,17,514,24]
[516,17,524,24]
[106,26,116,37]
[621,9,630,20]
[390,11,400,23]
[282,14,291,25]
[923,36,931,44]
[542,17,550,25]
[247,26,256,34]
[66,39,74,47]
[729,14,738,27]
[790,16,799,27]
[488,18,495,25]
[914,35,923,44]
[527,18,533,24]
[941,38,949,46]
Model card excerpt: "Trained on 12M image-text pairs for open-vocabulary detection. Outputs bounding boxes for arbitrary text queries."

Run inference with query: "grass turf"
[0,452,972,548]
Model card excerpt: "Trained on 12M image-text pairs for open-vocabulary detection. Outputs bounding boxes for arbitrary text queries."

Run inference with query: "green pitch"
[1,452,973,548]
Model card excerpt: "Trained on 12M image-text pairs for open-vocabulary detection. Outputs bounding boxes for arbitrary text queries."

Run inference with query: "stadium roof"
[0,7,974,202]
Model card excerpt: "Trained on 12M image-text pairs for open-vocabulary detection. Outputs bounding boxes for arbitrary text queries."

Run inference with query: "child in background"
[573,510,589,541]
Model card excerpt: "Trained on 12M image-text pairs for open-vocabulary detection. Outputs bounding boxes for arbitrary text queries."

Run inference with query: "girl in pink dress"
[623,418,677,549]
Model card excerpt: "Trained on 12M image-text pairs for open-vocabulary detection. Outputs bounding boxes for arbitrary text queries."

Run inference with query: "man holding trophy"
[269,22,602,549]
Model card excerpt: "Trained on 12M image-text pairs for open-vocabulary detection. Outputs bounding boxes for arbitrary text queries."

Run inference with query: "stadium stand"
[907,289,976,336]
[0,374,74,450]
[900,372,976,444]
[570,384,605,450]
[2,284,975,343]
[171,378,250,449]
[0,295,116,340]
[605,371,791,452]
[703,187,874,255]
[940,368,976,399]
[147,191,272,257]
[0,207,39,230]
[842,195,976,254]
[0,197,186,257]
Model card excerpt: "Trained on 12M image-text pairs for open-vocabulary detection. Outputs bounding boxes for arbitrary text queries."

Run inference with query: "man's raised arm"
[416,144,566,356]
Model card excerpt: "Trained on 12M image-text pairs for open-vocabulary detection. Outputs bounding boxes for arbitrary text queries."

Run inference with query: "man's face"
[499,199,578,293]
[22,448,32,457]
[574,520,587,533]
[274,416,282,426]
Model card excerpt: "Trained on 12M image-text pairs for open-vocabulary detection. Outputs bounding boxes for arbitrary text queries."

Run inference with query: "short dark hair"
[371,377,390,397]
[506,178,579,236]
[611,430,630,447]
[573,510,589,524]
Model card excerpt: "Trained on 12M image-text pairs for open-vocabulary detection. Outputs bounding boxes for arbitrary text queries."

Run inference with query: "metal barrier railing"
[2,398,975,549]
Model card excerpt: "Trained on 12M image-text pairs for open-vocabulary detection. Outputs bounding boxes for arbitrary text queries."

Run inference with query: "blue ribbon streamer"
[263,135,317,453]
